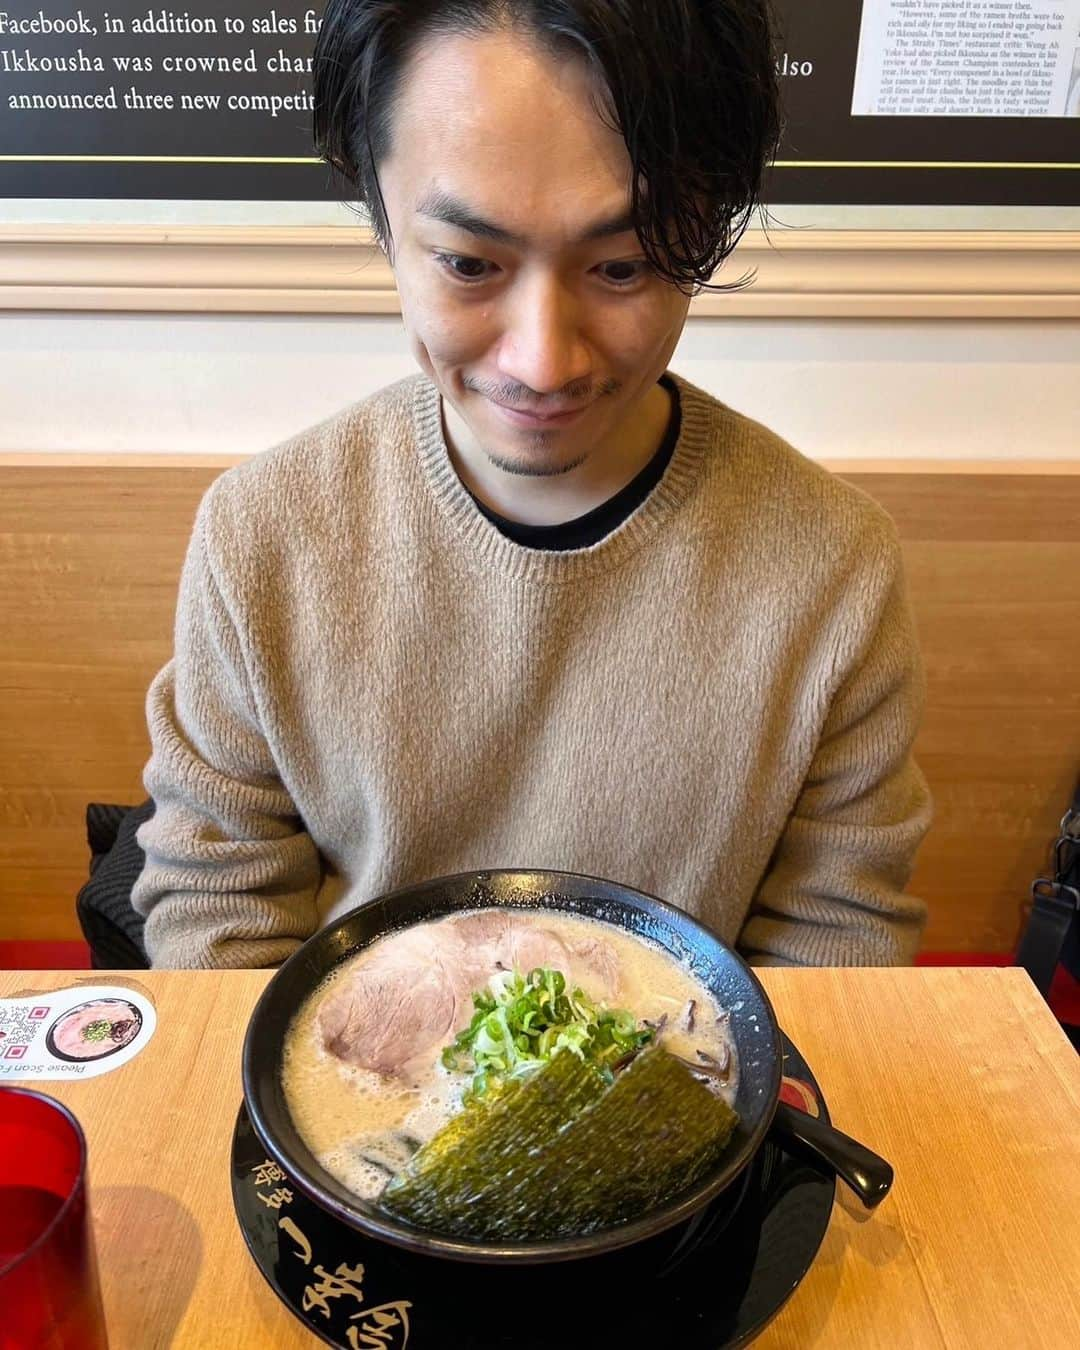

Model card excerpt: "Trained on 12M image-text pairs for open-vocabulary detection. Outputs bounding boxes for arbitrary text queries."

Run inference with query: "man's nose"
[495,275,592,397]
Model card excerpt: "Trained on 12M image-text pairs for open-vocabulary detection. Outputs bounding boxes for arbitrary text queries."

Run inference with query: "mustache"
[467,377,618,406]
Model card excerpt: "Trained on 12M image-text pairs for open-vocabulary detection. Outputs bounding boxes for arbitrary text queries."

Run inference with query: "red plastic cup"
[0,1087,108,1350]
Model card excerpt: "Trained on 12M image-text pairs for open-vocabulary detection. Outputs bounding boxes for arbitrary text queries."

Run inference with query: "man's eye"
[434,253,492,282]
[598,260,647,287]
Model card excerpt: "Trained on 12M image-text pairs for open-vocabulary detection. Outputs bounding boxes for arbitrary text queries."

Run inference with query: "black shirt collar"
[468,374,682,552]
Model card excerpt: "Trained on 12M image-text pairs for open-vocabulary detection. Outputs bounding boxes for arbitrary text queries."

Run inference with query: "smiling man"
[133,1,932,969]
[374,33,690,529]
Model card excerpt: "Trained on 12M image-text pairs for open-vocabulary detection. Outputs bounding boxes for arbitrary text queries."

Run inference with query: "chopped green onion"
[441,966,654,1101]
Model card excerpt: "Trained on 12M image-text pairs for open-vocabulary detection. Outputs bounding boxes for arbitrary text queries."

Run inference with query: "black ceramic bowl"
[242,869,783,1265]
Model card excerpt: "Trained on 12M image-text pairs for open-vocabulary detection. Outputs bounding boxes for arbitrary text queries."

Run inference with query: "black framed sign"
[0,1,1077,206]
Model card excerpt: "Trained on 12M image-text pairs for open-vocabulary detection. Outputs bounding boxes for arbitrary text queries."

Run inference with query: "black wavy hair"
[313,1,782,296]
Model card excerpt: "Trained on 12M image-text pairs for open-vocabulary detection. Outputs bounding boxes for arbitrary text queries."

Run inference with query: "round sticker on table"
[0,985,156,1080]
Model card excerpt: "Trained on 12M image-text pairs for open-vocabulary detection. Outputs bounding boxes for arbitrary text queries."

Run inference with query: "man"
[133,0,931,969]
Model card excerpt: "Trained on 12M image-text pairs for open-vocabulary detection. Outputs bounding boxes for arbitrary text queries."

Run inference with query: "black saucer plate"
[231,1034,835,1349]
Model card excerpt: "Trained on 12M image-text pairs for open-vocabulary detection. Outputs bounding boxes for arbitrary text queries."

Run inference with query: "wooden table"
[2,968,1078,1348]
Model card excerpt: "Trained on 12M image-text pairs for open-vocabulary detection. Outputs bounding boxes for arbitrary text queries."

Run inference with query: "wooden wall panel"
[0,466,217,941]
[2,463,1078,953]
[844,476,1080,953]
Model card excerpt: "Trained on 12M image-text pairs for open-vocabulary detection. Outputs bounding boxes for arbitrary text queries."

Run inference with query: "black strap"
[1016,777,1080,999]
[1016,881,1079,997]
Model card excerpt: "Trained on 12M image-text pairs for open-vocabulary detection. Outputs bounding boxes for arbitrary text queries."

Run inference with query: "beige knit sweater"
[133,370,931,970]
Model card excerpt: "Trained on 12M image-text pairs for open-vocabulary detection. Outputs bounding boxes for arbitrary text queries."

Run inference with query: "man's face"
[377,28,692,480]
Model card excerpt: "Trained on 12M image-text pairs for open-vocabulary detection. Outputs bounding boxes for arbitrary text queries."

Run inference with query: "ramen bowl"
[241,869,784,1265]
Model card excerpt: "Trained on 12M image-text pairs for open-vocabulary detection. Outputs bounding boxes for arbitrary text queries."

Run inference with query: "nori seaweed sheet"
[381,1047,738,1239]
[381,1049,606,1231]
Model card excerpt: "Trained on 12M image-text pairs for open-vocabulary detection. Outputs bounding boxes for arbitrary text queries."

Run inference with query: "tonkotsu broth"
[282,908,738,1203]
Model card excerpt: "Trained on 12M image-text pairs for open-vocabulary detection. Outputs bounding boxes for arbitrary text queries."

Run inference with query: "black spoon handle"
[770,1101,894,1209]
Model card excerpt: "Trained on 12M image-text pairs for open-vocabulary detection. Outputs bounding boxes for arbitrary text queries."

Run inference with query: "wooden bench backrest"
[2,461,1078,952]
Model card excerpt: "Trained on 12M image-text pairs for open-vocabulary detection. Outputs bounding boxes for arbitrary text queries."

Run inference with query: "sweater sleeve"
[131,489,321,969]
[737,533,933,967]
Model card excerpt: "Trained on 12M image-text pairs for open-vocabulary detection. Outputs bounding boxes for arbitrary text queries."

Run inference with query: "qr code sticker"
[0,1002,52,1055]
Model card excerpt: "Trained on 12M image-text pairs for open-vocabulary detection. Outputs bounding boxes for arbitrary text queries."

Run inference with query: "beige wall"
[2,310,1078,462]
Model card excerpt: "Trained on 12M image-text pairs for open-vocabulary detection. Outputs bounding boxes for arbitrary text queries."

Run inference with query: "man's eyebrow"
[415,188,637,247]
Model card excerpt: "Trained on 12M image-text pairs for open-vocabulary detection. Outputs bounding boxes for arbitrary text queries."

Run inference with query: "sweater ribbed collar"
[410,370,715,583]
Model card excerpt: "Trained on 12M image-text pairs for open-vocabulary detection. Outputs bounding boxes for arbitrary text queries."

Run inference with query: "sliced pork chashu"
[318,910,620,1078]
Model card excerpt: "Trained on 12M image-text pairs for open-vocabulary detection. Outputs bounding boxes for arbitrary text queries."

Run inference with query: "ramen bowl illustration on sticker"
[45,998,144,1063]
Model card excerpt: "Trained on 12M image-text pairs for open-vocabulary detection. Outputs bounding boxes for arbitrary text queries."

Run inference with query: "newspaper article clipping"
[851,0,1080,116]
